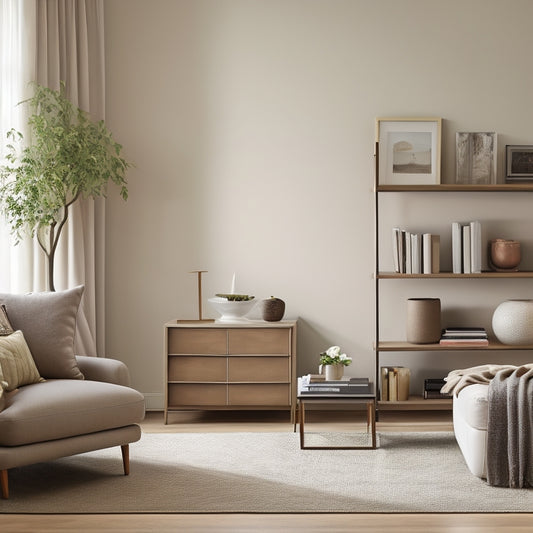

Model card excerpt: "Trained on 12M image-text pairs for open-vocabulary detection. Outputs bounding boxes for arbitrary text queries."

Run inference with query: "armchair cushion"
[0,286,84,380]
[0,331,43,391]
[0,379,145,446]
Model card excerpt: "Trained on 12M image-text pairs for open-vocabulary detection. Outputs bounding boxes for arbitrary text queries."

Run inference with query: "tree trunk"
[47,251,55,292]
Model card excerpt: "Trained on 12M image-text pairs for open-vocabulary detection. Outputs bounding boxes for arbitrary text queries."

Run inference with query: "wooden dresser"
[164,320,297,423]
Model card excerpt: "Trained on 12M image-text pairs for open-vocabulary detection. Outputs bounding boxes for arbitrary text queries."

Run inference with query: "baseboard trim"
[141,392,164,411]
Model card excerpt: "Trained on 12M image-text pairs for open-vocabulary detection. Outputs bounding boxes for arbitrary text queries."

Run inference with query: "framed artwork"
[456,132,497,185]
[376,118,441,186]
[506,145,533,182]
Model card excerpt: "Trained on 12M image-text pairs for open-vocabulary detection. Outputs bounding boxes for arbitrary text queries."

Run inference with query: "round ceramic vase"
[262,298,285,322]
[406,298,441,344]
[490,239,521,271]
[492,299,533,345]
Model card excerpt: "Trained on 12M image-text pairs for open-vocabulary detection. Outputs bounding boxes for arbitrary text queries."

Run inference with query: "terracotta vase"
[490,239,521,271]
[406,298,441,344]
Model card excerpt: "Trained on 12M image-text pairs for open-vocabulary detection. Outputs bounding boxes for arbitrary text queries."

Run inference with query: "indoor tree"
[0,82,130,291]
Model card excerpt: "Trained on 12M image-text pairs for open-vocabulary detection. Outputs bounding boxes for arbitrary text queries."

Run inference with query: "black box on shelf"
[423,378,452,399]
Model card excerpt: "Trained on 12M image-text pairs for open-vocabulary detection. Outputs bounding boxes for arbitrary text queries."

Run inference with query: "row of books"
[300,375,371,395]
[392,228,440,274]
[439,326,488,346]
[452,220,482,274]
[380,366,410,401]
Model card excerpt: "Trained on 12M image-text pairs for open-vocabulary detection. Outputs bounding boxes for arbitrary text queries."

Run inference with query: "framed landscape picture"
[506,145,533,182]
[376,118,441,186]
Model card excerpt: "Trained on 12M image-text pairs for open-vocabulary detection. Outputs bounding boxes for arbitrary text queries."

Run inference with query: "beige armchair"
[0,286,145,499]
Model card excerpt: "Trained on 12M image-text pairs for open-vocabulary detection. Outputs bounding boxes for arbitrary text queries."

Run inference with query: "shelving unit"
[374,182,533,412]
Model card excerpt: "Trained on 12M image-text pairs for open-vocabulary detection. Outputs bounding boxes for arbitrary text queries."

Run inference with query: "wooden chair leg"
[1,469,8,499]
[121,444,130,476]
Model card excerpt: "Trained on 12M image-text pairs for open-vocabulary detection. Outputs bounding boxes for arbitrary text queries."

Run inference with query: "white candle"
[230,272,236,294]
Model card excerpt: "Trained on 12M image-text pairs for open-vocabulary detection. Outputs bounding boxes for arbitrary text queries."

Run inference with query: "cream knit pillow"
[0,330,43,391]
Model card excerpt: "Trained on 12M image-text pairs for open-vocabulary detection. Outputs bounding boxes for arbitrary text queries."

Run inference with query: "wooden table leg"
[299,401,305,449]
[369,400,376,449]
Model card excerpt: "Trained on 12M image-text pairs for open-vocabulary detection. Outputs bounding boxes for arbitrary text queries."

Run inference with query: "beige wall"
[104,0,533,408]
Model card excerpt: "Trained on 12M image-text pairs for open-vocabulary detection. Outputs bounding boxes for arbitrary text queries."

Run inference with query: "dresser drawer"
[168,383,227,406]
[228,328,290,354]
[227,356,289,382]
[168,356,226,382]
[228,384,290,405]
[168,328,227,354]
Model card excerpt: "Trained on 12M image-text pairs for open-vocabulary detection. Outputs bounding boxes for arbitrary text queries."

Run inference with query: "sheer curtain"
[0,0,106,356]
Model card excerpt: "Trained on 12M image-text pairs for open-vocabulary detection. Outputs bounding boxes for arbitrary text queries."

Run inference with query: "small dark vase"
[262,297,285,322]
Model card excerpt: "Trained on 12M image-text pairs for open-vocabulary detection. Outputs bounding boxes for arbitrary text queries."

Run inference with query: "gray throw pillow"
[0,286,85,380]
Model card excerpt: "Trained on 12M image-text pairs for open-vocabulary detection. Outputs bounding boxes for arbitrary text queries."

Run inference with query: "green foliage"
[319,346,352,366]
[0,82,131,290]
[215,294,255,301]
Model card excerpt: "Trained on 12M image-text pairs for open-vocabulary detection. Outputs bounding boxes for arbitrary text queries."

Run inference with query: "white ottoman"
[452,384,489,478]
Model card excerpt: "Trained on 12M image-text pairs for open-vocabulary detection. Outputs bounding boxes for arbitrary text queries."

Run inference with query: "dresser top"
[165,319,297,329]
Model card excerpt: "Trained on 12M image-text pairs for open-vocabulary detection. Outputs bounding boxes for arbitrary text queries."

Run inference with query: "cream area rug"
[1,432,532,513]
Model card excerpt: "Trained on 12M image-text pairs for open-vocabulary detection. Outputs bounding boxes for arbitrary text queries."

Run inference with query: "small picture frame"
[456,132,497,185]
[376,118,441,186]
[506,145,533,182]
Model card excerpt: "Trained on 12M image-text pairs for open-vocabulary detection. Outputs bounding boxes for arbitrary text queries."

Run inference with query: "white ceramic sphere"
[492,299,533,345]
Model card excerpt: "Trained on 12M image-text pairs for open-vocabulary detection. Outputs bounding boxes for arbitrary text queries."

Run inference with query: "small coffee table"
[295,378,377,450]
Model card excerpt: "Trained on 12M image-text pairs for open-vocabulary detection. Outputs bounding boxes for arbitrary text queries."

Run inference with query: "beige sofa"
[0,286,145,499]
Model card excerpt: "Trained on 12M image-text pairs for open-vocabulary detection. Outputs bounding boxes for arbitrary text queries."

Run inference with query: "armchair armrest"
[76,355,131,386]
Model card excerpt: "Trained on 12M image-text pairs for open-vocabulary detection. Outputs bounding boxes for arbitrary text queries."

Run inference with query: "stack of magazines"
[439,327,488,346]
[300,375,372,395]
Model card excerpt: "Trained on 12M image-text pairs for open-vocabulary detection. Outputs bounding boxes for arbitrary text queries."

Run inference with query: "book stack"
[439,327,489,346]
[380,366,410,401]
[300,375,372,395]
[392,228,440,274]
[423,378,452,399]
[451,220,482,274]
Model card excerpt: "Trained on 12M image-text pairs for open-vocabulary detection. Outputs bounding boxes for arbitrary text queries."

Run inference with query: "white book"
[431,234,440,274]
[451,222,463,274]
[462,225,471,274]
[470,220,482,273]
[405,231,412,274]
[411,233,421,274]
[392,227,400,273]
[422,233,432,274]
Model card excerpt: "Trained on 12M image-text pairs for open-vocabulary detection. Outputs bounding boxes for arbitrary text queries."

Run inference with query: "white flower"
[326,346,341,357]
[339,353,351,362]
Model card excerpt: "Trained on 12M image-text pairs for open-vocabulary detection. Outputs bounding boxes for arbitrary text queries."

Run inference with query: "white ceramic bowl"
[208,297,257,323]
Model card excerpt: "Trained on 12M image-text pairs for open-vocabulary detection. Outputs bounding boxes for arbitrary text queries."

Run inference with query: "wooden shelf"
[376,183,533,192]
[377,271,533,279]
[378,395,452,410]
[377,341,533,351]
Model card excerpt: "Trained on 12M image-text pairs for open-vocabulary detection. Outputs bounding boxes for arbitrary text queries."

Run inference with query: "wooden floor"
[4,410,533,532]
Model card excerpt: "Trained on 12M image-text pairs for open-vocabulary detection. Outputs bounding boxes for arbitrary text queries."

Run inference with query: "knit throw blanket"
[443,364,533,488]
[487,366,533,488]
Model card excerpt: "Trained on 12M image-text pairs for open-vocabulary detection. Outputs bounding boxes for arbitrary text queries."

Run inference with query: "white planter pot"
[492,299,533,345]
